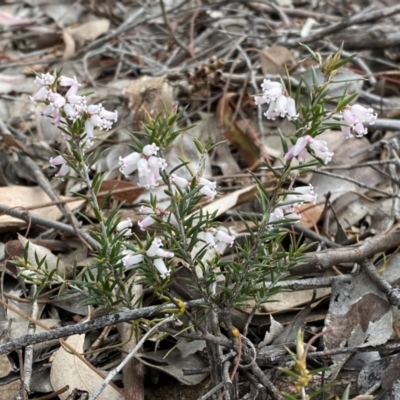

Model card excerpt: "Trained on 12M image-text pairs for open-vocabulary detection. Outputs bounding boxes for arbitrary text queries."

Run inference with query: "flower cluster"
[204,228,235,249]
[122,237,174,279]
[269,185,317,224]
[341,104,377,139]
[116,218,133,237]
[119,144,167,189]
[285,135,334,165]
[254,79,298,121]
[31,73,118,148]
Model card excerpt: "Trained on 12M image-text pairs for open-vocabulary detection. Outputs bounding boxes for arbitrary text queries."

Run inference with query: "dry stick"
[359,259,400,307]
[23,285,38,393]
[291,225,400,275]
[0,204,100,250]
[312,169,400,198]
[89,316,175,400]
[286,4,400,46]
[0,299,223,355]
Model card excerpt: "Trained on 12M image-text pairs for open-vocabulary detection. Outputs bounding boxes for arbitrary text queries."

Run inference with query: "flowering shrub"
[17,47,377,399]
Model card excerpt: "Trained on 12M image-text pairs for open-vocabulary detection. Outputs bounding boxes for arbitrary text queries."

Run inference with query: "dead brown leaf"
[98,179,145,204]
[259,46,296,75]
[217,93,260,167]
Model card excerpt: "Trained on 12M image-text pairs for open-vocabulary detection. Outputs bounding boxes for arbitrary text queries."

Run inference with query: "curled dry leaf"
[50,335,124,400]
[217,93,260,167]
[258,46,296,75]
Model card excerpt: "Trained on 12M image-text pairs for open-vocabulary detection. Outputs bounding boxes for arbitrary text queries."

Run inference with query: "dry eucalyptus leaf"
[258,315,284,348]
[134,348,208,385]
[0,186,83,229]
[67,19,110,45]
[50,335,124,400]
[259,46,296,75]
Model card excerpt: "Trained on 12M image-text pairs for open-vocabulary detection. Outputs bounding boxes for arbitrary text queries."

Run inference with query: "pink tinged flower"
[261,79,282,92]
[254,95,269,106]
[204,231,216,248]
[30,86,48,102]
[99,109,118,122]
[342,108,358,126]
[67,94,86,106]
[55,163,70,179]
[148,156,162,181]
[216,231,235,247]
[123,254,144,268]
[341,125,353,139]
[153,258,169,279]
[119,152,140,176]
[156,249,174,258]
[84,120,94,139]
[58,76,80,87]
[146,237,163,257]
[87,104,102,114]
[171,173,189,188]
[200,185,217,201]
[47,92,66,108]
[350,104,377,125]
[353,121,367,137]
[199,177,216,190]
[64,84,80,98]
[274,95,288,117]
[34,73,55,86]
[264,101,277,120]
[63,103,78,120]
[50,155,66,167]
[284,136,308,161]
[286,97,298,121]
[265,86,283,102]
[138,215,156,231]
[292,185,317,204]
[116,218,132,236]
[90,114,103,128]
[309,139,334,164]
[143,143,159,156]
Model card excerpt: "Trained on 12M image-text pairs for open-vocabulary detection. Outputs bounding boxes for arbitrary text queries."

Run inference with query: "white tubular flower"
[204,231,216,248]
[30,86,49,102]
[50,155,70,179]
[290,185,317,204]
[142,143,159,156]
[153,258,170,279]
[171,173,189,188]
[308,138,334,164]
[122,253,144,268]
[146,237,163,257]
[215,230,235,247]
[58,76,80,87]
[156,249,174,258]
[138,215,156,231]
[198,177,217,200]
[47,92,66,108]
[116,218,132,236]
[274,95,288,118]
[119,152,141,177]
[286,97,298,121]
[34,73,55,86]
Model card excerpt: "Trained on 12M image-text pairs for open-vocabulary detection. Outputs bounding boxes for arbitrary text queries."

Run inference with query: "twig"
[0,299,226,355]
[23,285,38,393]
[359,259,400,307]
[0,204,99,250]
[286,4,400,46]
[312,169,399,198]
[291,225,400,275]
[89,316,175,400]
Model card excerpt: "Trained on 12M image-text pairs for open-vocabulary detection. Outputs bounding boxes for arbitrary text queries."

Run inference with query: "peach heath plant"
[14,46,376,398]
